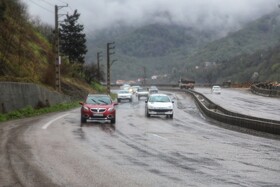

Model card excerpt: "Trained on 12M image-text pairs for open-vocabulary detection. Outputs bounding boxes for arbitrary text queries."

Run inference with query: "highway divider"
[251,84,280,97]
[186,90,280,135]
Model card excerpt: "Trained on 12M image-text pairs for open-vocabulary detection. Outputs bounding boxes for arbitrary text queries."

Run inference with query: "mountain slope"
[87,10,280,83]
[179,11,280,83]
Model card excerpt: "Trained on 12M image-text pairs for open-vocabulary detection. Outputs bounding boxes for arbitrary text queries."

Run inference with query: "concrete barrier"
[186,90,280,135]
[251,84,280,97]
[0,82,71,113]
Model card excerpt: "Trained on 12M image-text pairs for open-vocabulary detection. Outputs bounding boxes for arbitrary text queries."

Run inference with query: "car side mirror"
[79,101,84,105]
[145,100,148,103]
[172,101,174,103]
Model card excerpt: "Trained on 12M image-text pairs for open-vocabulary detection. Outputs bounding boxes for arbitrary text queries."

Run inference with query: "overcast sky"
[22,0,279,35]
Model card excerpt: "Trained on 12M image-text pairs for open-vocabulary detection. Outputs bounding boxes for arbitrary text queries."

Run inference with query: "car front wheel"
[81,116,87,123]
[146,110,150,117]
[111,118,116,124]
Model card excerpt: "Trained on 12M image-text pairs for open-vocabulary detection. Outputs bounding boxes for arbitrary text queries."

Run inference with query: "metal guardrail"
[185,90,280,135]
[251,84,280,97]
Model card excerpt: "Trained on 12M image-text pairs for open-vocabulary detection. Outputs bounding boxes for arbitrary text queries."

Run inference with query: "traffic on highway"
[0,88,279,187]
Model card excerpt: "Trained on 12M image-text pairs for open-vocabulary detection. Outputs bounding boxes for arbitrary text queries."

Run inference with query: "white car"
[136,88,149,100]
[117,90,132,102]
[145,94,174,118]
[120,84,131,91]
[131,86,141,94]
[212,85,221,94]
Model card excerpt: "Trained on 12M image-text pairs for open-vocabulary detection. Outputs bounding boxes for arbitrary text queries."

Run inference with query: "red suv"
[79,94,118,124]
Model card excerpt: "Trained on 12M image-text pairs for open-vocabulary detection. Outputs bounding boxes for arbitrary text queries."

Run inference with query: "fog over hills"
[24,0,280,83]
[82,0,278,37]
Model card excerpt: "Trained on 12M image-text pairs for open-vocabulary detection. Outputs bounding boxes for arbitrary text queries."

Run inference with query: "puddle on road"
[72,128,86,140]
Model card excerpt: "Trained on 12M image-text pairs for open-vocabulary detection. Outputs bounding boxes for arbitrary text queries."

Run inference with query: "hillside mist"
[86,11,280,84]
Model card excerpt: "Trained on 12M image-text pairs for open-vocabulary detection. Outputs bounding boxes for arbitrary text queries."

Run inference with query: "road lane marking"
[42,114,69,130]
[152,133,168,140]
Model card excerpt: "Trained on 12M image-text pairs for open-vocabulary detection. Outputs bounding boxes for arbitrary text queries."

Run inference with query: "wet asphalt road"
[195,87,280,121]
[0,91,280,187]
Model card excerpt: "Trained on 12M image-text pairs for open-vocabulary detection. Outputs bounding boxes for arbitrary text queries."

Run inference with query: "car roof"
[149,93,168,97]
[87,94,110,97]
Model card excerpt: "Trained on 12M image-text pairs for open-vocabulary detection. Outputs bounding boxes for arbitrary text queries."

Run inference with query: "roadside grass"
[0,101,79,122]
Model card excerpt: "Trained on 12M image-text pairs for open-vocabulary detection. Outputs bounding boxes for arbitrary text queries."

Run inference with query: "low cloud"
[25,0,279,35]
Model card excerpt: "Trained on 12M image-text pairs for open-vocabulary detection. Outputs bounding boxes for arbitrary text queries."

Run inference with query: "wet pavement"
[0,91,279,186]
[194,87,280,121]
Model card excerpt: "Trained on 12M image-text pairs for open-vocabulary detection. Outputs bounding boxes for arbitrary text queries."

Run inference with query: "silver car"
[145,94,174,118]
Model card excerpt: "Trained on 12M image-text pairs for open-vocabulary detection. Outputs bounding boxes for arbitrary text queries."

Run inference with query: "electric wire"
[27,0,53,13]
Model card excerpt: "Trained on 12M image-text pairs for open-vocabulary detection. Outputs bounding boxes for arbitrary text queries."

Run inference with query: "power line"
[28,0,53,13]
[53,0,68,6]
[39,0,54,7]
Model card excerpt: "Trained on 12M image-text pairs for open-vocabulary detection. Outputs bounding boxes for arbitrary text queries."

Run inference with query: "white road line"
[42,114,69,130]
[152,134,168,140]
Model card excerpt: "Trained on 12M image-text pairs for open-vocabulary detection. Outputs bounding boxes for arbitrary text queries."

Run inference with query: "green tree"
[83,63,105,84]
[0,1,6,21]
[60,10,87,64]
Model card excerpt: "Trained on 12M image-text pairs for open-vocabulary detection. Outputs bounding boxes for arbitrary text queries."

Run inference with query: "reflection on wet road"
[195,87,280,121]
[0,90,279,187]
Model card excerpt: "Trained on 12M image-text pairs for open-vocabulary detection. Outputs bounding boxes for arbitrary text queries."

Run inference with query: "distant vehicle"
[179,78,195,89]
[136,88,149,100]
[145,94,174,118]
[222,80,231,88]
[79,94,118,125]
[150,86,158,89]
[131,85,141,94]
[120,84,131,90]
[212,85,221,94]
[117,90,132,102]
[148,87,158,96]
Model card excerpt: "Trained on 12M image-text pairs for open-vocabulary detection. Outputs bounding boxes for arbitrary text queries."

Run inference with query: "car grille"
[149,109,172,112]
[90,108,106,113]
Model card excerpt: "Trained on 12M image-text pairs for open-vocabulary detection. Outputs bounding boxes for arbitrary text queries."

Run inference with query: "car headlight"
[148,104,155,109]
[108,107,115,112]
[82,106,90,111]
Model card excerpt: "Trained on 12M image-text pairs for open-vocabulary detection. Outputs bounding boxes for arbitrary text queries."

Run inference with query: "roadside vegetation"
[0,101,80,122]
[0,0,104,95]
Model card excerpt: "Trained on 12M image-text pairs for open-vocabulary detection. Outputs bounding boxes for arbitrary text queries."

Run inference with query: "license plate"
[93,113,103,116]
[157,112,165,115]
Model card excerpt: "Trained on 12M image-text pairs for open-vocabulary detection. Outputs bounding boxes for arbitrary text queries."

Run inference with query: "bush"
[0,101,79,122]
[91,82,106,93]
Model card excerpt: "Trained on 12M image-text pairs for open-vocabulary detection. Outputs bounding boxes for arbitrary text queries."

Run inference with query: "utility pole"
[54,4,67,92]
[106,42,115,94]
[97,52,102,82]
[143,66,146,86]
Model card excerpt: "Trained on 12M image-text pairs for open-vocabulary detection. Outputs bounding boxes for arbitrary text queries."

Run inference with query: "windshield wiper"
[90,99,99,104]
[98,99,109,104]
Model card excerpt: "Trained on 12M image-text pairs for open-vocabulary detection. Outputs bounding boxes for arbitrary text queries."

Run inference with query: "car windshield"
[213,86,221,90]
[149,89,158,93]
[119,90,129,93]
[149,95,170,102]
[86,96,112,105]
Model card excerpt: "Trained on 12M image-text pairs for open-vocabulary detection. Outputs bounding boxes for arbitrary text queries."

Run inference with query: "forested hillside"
[178,11,280,83]
[0,0,95,97]
[1,0,279,86]
[86,11,280,84]
[0,0,54,84]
